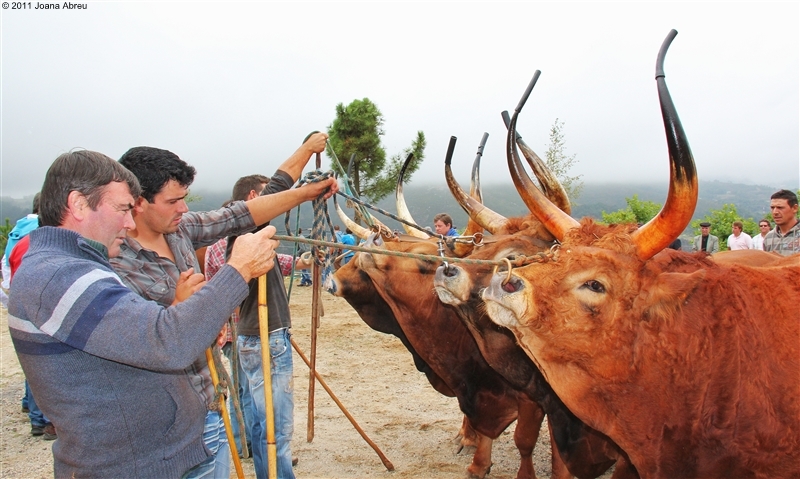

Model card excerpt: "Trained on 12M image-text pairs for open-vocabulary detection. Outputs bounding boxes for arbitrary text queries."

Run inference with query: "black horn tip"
[514,70,541,114]
[445,136,457,165]
[655,29,679,79]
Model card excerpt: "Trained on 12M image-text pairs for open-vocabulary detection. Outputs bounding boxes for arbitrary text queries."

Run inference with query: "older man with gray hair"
[8,150,279,478]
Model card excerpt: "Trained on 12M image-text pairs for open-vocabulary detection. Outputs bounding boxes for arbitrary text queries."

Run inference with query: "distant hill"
[185,180,783,238]
[1,180,785,250]
[0,194,39,228]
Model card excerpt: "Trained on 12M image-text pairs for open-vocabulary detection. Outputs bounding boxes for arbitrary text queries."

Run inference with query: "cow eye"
[582,280,606,294]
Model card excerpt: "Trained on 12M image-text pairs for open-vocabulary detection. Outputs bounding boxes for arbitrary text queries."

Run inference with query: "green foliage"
[544,118,583,201]
[363,131,426,203]
[690,203,758,249]
[0,218,11,253]
[327,98,425,203]
[601,194,661,225]
[327,98,425,205]
[185,191,202,204]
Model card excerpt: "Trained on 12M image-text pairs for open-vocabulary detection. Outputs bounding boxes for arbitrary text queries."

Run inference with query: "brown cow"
[482,222,800,478]
[480,30,800,478]
[432,123,637,478]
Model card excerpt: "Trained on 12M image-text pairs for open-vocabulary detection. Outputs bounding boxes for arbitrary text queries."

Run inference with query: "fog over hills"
[1,181,789,250]
[184,180,784,237]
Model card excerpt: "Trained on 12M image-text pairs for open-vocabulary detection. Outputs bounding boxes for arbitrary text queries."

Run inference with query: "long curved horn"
[506,72,580,240]
[502,110,571,215]
[445,136,510,234]
[451,134,489,256]
[396,153,429,239]
[334,197,371,240]
[469,133,486,205]
[631,29,698,260]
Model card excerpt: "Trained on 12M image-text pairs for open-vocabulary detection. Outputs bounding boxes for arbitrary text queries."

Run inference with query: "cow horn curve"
[506,71,580,240]
[501,110,572,215]
[334,198,372,240]
[630,29,698,260]
[450,134,488,256]
[396,153,429,239]
[446,136,511,234]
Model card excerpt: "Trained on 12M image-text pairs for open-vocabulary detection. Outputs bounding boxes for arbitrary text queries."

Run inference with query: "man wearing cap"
[692,222,720,253]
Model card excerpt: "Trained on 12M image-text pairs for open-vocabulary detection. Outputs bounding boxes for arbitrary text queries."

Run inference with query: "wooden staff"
[205,348,245,479]
[291,338,394,471]
[258,274,278,479]
[307,151,322,442]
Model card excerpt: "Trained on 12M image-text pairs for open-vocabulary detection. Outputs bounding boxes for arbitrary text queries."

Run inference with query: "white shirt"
[752,233,766,251]
[727,232,753,250]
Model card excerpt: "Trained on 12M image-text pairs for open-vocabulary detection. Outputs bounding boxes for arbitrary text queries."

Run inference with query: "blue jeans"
[299,269,311,285]
[238,329,295,479]
[182,411,230,479]
[25,380,49,427]
[222,342,253,455]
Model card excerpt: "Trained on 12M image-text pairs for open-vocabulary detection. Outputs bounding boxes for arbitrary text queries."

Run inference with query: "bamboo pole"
[258,274,278,479]
[205,348,245,479]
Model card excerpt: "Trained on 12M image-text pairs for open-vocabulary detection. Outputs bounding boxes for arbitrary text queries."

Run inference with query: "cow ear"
[638,269,706,321]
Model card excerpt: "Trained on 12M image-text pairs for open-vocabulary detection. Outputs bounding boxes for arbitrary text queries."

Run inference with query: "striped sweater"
[8,226,249,478]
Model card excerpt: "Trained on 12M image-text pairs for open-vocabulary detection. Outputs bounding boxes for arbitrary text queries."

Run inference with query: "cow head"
[478,31,705,468]
[484,219,706,381]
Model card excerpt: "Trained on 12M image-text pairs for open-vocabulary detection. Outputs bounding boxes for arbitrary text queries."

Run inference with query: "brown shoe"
[42,423,57,441]
[292,457,298,467]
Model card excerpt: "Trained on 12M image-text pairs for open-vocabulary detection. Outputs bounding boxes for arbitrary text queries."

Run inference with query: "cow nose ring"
[492,258,514,286]
[501,258,514,285]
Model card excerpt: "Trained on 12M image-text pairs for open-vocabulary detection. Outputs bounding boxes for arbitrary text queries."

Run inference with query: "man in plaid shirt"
[110,134,335,479]
[763,189,800,256]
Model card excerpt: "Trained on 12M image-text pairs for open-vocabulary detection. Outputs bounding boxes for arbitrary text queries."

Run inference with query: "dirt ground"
[1,281,577,479]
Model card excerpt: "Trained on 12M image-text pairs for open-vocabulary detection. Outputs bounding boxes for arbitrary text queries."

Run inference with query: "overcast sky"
[1,2,798,199]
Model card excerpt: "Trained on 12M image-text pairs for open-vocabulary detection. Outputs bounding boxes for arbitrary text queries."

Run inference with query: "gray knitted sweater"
[8,227,249,478]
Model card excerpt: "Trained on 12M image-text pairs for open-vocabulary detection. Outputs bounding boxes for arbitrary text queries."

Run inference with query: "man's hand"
[302,132,328,155]
[173,270,207,305]
[299,177,338,201]
[227,225,279,282]
[216,323,229,347]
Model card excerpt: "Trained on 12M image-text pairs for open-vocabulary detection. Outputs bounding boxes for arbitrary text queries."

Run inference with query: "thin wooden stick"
[291,338,395,471]
[307,262,320,442]
[205,348,245,479]
[307,151,322,443]
[258,275,278,479]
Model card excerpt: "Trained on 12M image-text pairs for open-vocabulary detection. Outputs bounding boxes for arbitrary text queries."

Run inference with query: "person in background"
[340,228,356,265]
[2,193,41,295]
[8,236,57,441]
[692,221,720,253]
[764,189,800,256]
[225,137,335,479]
[2,193,55,440]
[204,195,300,460]
[752,219,771,251]
[726,220,753,250]
[296,228,312,286]
[433,213,458,237]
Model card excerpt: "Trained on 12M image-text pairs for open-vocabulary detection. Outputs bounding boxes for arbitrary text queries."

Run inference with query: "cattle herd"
[324,30,799,479]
